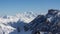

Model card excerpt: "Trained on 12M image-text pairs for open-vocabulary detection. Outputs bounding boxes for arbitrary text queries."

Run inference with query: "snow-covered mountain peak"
[0,12,37,34]
[0,12,36,23]
[15,12,37,23]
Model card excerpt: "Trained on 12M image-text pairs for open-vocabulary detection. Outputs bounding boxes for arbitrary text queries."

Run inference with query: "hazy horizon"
[0,0,60,16]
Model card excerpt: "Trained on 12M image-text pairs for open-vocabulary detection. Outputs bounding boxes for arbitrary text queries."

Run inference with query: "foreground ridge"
[24,9,60,34]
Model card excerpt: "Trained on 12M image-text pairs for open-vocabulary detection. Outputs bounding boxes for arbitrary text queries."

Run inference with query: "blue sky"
[0,0,60,16]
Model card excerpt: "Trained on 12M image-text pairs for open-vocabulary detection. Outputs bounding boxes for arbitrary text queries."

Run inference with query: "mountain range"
[0,12,37,34]
[0,9,60,34]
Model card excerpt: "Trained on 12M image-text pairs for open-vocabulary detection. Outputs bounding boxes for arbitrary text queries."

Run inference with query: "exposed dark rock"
[24,9,60,34]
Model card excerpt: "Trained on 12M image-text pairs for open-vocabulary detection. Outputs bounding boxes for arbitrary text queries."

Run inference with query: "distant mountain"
[0,12,37,34]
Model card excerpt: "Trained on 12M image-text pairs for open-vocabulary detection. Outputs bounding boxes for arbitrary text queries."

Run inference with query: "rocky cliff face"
[24,9,60,34]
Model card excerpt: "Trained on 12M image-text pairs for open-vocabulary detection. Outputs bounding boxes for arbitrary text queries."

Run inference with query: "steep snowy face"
[0,12,37,34]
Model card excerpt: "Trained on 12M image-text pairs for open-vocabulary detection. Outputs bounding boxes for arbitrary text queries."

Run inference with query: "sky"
[0,0,60,16]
